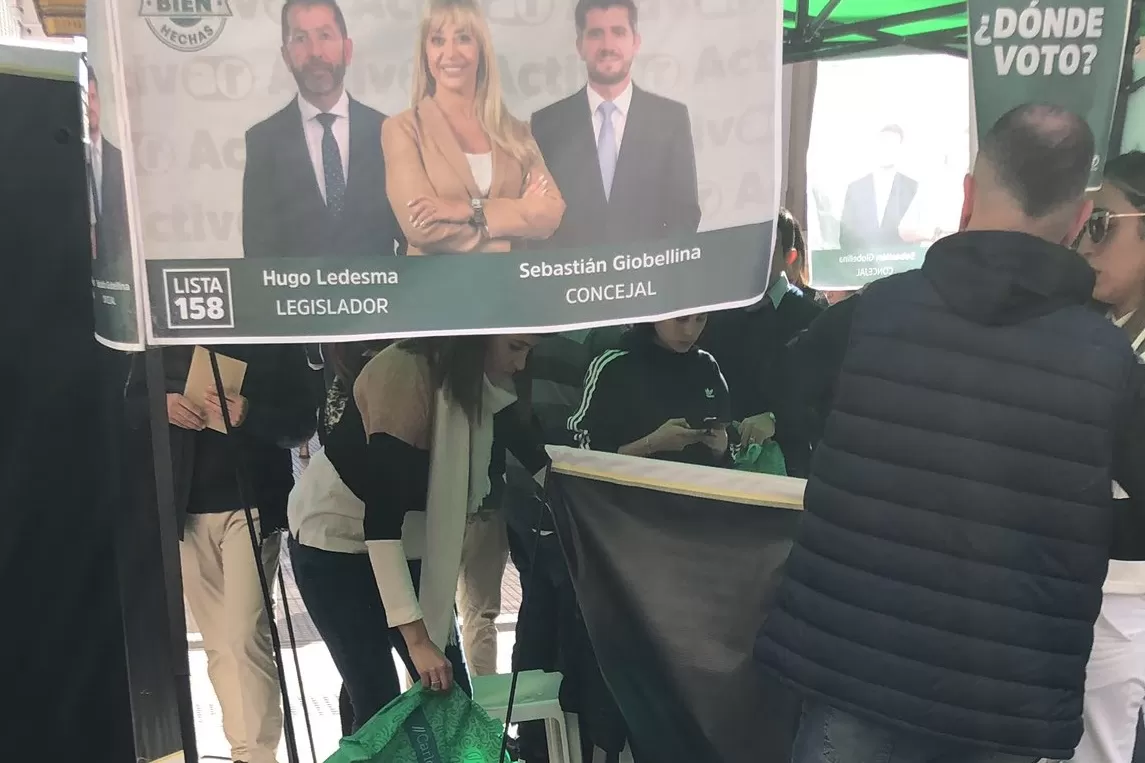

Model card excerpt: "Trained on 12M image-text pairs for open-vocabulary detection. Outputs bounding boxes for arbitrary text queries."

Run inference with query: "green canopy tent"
[782,0,1144,172]
[783,0,968,63]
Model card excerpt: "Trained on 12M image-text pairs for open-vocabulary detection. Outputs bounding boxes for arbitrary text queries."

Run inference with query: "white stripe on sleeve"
[566,349,627,449]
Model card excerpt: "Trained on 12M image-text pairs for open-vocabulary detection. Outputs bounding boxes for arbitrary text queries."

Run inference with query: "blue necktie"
[597,100,618,201]
[316,112,345,217]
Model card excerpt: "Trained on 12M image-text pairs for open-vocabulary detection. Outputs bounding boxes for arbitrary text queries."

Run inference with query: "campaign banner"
[805,54,970,292]
[544,445,804,763]
[808,244,925,291]
[968,0,1132,190]
[86,2,147,350]
[86,0,781,347]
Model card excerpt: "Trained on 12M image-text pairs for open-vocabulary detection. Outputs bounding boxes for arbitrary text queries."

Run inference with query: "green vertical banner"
[968,0,1132,190]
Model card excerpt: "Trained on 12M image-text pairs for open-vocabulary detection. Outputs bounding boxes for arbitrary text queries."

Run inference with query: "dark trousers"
[287,536,469,733]
[507,525,566,677]
[508,517,621,762]
[507,523,567,761]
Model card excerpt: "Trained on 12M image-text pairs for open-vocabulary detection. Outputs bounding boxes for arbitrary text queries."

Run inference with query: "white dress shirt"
[90,134,103,211]
[587,81,633,161]
[297,91,351,202]
[465,152,493,196]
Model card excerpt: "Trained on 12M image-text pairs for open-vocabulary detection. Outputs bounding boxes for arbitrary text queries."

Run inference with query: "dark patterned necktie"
[316,112,345,217]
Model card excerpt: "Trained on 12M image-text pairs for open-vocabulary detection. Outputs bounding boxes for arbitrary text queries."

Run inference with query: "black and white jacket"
[568,330,730,467]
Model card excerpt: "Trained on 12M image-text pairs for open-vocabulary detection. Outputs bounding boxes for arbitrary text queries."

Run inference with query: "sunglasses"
[1081,208,1145,246]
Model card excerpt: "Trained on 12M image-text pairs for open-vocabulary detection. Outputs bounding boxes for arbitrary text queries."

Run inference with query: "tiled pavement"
[187,442,524,763]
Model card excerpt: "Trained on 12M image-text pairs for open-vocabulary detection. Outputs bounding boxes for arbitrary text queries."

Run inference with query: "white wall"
[12,0,47,38]
[0,0,23,37]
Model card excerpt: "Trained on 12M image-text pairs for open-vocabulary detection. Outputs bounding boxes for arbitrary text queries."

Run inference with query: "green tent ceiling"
[783,1,969,63]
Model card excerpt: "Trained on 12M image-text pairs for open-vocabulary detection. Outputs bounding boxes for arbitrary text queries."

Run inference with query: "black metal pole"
[820,3,964,41]
[144,347,199,763]
[207,349,302,763]
[796,0,810,38]
[499,474,551,763]
[806,0,844,41]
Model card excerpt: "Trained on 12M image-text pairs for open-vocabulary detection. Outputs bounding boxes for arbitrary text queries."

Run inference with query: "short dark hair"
[1100,151,1145,212]
[1097,150,1145,250]
[280,0,348,44]
[978,103,1094,219]
[574,0,638,34]
[880,124,904,142]
[1099,152,1145,341]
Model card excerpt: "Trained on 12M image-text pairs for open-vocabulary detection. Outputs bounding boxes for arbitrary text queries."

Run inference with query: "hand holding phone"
[647,418,708,453]
[698,425,729,456]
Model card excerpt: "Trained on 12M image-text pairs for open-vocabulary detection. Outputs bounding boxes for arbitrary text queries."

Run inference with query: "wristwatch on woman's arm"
[469,198,490,238]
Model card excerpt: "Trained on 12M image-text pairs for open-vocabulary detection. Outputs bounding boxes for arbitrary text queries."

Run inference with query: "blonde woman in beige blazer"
[381,0,564,255]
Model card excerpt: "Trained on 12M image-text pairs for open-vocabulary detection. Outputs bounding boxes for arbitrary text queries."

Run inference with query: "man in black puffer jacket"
[755,104,1145,763]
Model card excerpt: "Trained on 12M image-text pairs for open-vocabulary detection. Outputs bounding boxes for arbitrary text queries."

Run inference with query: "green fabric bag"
[733,440,788,477]
[324,684,509,763]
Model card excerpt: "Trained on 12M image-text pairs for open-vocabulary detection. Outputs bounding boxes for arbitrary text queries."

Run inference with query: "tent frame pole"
[784,4,967,64]
[1108,0,1144,159]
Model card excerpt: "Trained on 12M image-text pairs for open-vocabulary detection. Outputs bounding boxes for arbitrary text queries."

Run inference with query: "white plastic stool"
[472,669,582,763]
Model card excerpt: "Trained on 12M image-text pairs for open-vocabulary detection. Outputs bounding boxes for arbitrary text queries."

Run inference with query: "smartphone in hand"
[686,415,726,432]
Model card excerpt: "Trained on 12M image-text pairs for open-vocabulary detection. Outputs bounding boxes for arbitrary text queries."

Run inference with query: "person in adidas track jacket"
[568,315,731,467]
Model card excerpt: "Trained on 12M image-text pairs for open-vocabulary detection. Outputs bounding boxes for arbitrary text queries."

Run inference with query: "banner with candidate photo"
[544,445,804,763]
[805,53,971,293]
[1114,18,1145,155]
[968,0,1132,191]
[86,0,781,346]
[76,10,147,351]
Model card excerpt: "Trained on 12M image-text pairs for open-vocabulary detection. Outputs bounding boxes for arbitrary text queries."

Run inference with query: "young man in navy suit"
[242,0,403,260]
[531,0,701,251]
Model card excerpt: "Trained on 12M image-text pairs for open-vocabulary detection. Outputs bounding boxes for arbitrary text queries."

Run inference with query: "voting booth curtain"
[544,447,806,763]
[0,67,184,762]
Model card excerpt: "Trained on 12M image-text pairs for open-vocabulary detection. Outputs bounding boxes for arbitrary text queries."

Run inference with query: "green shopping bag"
[324,684,509,763]
[733,440,787,477]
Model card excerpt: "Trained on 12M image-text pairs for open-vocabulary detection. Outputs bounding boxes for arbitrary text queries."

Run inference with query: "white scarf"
[418,377,516,649]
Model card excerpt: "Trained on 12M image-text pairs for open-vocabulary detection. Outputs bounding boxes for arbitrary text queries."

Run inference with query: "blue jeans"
[287,536,470,732]
[791,702,1039,763]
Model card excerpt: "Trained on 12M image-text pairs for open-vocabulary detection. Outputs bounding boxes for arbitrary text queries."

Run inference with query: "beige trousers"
[456,510,509,676]
[181,509,283,763]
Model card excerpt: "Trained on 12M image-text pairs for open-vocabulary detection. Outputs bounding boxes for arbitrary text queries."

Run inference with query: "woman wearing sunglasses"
[1072,151,1145,763]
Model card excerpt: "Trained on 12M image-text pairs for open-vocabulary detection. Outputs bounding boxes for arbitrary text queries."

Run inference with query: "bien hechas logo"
[140,0,233,53]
